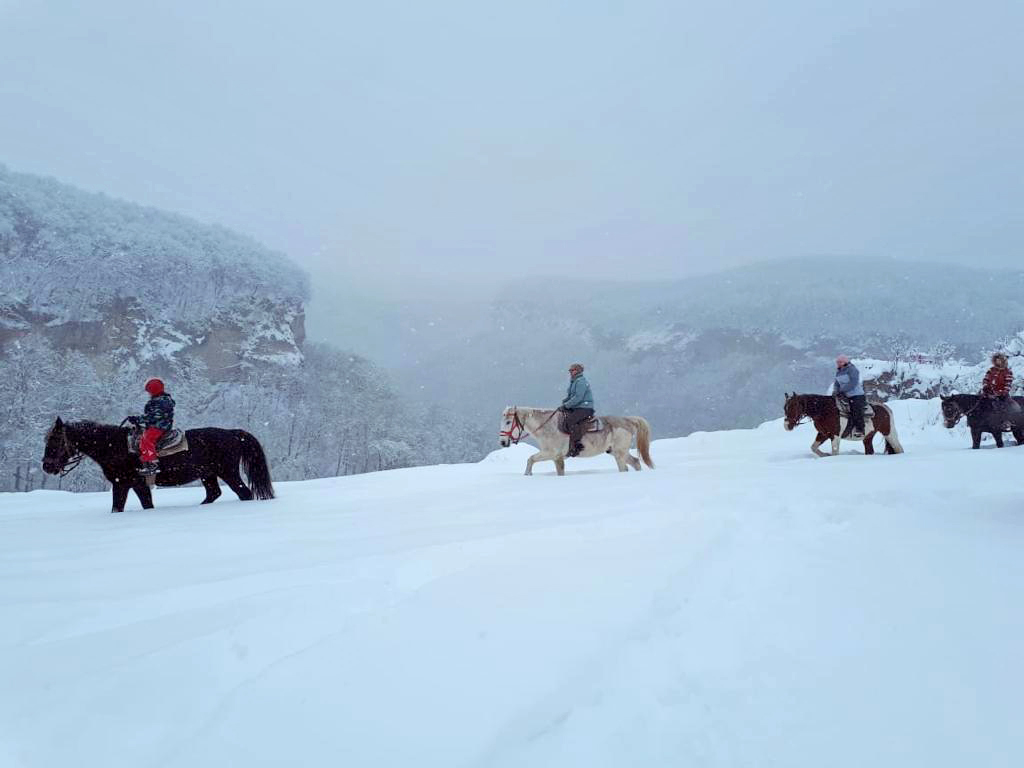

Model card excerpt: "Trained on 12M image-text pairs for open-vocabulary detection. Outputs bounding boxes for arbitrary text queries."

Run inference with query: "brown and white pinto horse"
[783,393,904,457]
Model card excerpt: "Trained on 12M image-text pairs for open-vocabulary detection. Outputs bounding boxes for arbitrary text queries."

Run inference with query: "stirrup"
[138,462,160,476]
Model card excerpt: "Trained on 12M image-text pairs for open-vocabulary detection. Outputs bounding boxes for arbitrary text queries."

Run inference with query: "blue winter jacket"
[834,363,864,397]
[142,393,176,431]
[562,374,595,410]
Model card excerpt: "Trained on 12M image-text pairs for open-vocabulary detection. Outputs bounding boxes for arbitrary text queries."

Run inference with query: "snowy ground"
[1,399,1022,767]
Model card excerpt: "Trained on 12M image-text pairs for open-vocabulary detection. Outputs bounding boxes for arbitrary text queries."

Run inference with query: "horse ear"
[55,416,63,427]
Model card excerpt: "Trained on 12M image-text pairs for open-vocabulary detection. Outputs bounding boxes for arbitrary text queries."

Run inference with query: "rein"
[946,397,982,426]
[55,427,83,477]
[786,397,812,428]
[500,408,557,445]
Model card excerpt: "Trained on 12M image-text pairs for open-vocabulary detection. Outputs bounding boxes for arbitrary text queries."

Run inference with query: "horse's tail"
[881,405,905,455]
[236,430,275,500]
[627,417,655,468]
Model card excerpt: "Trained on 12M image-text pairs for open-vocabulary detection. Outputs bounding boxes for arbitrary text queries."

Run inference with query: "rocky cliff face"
[0,164,308,381]
[0,166,486,495]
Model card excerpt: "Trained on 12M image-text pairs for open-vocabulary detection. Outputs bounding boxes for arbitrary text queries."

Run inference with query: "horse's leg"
[220,467,253,501]
[525,452,538,475]
[883,433,895,455]
[111,481,130,513]
[612,433,641,470]
[613,451,629,472]
[554,457,565,476]
[201,476,222,504]
[993,429,1005,448]
[1013,427,1024,446]
[811,433,829,457]
[864,431,876,455]
[131,479,154,510]
[526,450,553,476]
[830,436,841,455]
[971,425,982,449]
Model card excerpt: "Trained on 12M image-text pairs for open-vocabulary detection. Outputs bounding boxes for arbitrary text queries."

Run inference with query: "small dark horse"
[42,418,275,513]
[939,394,1024,449]
[783,393,904,457]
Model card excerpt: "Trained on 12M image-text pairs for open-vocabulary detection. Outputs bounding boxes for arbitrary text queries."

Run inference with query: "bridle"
[943,396,981,427]
[499,407,558,445]
[785,396,810,429]
[500,408,529,445]
[50,424,83,477]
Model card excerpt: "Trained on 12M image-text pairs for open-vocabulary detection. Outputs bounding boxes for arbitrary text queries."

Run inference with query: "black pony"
[939,394,1024,449]
[42,418,275,513]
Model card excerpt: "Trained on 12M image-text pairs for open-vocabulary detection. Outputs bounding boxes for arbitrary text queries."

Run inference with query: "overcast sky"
[2,0,1022,299]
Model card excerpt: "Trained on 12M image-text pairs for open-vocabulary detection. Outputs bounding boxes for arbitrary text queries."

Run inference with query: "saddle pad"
[835,398,875,420]
[557,412,603,434]
[158,434,189,457]
[128,429,189,457]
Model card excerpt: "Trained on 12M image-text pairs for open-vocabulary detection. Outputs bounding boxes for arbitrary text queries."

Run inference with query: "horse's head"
[940,395,963,429]
[42,417,74,475]
[498,407,518,448]
[783,392,803,431]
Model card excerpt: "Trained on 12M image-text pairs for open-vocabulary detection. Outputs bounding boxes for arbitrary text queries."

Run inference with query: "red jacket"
[983,366,1013,397]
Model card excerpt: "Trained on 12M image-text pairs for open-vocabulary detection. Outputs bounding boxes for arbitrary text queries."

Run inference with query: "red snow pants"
[140,427,165,462]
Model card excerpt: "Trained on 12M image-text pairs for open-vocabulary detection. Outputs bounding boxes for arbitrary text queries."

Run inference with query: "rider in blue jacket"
[561,363,595,457]
[833,355,866,438]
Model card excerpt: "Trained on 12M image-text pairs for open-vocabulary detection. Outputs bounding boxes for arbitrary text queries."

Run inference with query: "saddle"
[835,397,874,421]
[835,396,875,437]
[557,411,603,435]
[127,427,189,457]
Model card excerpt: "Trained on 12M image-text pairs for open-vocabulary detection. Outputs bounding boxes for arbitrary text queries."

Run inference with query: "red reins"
[500,408,558,445]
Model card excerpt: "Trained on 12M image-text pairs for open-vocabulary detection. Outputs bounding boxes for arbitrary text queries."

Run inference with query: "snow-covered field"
[1,399,1022,768]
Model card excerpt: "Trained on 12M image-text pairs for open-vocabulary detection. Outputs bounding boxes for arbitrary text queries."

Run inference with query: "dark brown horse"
[940,394,1024,448]
[783,393,904,457]
[42,418,275,513]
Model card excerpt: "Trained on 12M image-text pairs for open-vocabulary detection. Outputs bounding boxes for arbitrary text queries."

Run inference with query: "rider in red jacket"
[138,378,175,475]
[981,352,1020,425]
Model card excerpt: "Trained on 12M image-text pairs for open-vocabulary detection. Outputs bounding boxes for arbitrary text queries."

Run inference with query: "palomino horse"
[783,393,904,457]
[940,394,1024,448]
[498,406,654,476]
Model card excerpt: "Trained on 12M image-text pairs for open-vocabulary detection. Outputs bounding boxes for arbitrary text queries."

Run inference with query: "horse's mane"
[65,420,127,439]
[944,393,979,404]
[508,406,556,415]
[797,394,833,415]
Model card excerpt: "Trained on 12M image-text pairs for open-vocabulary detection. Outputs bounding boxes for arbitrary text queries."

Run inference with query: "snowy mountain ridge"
[0,167,486,493]
[0,165,307,376]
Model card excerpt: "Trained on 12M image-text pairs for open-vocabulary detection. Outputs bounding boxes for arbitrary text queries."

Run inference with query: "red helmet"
[144,378,165,396]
